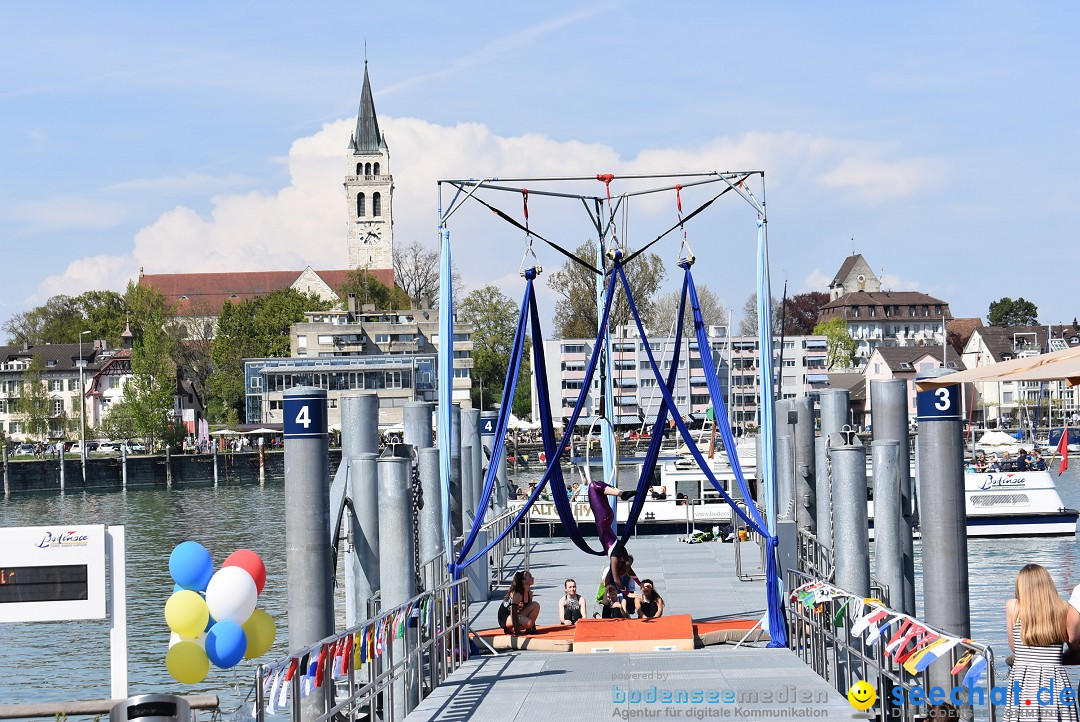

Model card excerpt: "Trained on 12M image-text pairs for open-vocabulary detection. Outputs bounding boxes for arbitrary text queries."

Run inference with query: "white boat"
[515,457,1078,538]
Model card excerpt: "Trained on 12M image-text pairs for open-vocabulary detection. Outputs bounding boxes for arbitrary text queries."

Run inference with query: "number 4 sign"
[284,393,328,438]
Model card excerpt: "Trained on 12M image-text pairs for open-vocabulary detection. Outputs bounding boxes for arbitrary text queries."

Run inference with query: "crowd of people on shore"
[496,544,665,635]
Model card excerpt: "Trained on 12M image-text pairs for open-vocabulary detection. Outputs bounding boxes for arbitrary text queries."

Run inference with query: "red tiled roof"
[140,268,394,314]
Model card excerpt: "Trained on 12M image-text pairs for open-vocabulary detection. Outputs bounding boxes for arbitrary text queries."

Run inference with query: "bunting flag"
[354,630,364,668]
[884,619,915,655]
[867,617,902,646]
[1059,425,1070,476]
[906,637,961,675]
[963,653,988,689]
[951,651,975,675]
[895,631,938,665]
[314,644,328,689]
[342,633,353,676]
[856,610,890,637]
[832,599,851,628]
[266,667,284,714]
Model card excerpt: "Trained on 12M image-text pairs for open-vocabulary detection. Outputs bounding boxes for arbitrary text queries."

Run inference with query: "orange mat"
[471,616,765,652]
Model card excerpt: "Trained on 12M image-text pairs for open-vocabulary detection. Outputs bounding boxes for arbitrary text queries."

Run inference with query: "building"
[860,345,966,426]
[531,326,829,431]
[244,304,473,427]
[139,64,395,329]
[828,254,881,300]
[0,343,102,441]
[818,290,953,362]
[961,324,1080,428]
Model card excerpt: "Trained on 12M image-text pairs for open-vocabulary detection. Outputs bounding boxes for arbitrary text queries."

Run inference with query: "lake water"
[1,464,1079,709]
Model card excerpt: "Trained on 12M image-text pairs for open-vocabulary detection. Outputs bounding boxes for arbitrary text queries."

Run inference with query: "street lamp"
[78,330,91,469]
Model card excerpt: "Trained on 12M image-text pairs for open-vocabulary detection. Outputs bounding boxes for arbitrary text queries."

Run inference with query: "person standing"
[1004,564,1078,721]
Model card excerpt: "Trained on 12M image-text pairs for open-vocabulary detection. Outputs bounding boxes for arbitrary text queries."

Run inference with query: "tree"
[99,398,139,441]
[3,290,128,346]
[651,284,728,336]
[18,354,51,440]
[393,240,461,309]
[813,317,857,370]
[738,294,783,336]
[125,304,177,448]
[547,240,666,338]
[780,292,830,337]
[988,297,1039,327]
[457,286,530,416]
[337,269,411,311]
[207,288,331,422]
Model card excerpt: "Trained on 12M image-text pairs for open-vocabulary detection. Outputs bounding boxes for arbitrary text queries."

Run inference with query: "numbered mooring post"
[915,370,970,695]
[283,386,333,722]
[460,409,480,526]
[480,410,507,514]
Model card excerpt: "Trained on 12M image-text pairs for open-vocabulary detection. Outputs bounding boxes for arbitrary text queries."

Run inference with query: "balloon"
[223,549,267,595]
[165,590,210,638]
[170,632,206,649]
[169,541,213,592]
[242,609,276,659]
[166,640,210,684]
[205,566,258,624]
[205,620,247,669]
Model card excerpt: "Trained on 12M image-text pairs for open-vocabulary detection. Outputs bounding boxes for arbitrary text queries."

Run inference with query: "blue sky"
[3,2,1079,331]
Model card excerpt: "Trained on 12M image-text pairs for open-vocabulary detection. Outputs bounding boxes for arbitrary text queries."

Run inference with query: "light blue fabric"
[437,224,454,568]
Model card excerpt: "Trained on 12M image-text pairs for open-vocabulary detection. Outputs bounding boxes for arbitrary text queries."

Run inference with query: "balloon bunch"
[164,541,276,684]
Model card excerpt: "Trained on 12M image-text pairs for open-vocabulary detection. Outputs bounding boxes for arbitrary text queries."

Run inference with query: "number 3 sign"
[916,383,962,421]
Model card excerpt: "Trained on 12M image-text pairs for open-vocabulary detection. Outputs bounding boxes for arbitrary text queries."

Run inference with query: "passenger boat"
[513,454,1079,538]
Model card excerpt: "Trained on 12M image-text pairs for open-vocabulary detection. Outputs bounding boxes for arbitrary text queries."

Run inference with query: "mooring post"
[459,408,480,525]
[165,445,172,487]
[817,389,850,549]
[814,437,830,547]
[915,371,969,694]
[283,386,333,722]
[212,442,218,486]
[449,403,463,541]
[417,448,444,576]
[120,444,127,489]
[793,397,816,532]
[59,442,66,491]
[775,399,794,521]
[829,431,870,597]
[871,440,902,608]
[871,379,916,616]
[378,455,419,721]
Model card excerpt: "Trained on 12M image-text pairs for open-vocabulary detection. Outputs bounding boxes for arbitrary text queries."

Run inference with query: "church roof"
[141,268,395,314]
[349,63,383,153]
[830,254,867,287]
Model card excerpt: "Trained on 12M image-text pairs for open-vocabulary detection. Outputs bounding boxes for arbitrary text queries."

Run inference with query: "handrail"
[482,505,531,589]
[732,499,767,581]
[254,575,469,722]
[787,570,997,722]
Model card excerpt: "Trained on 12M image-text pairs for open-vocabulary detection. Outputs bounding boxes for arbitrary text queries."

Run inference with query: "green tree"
[126,305,177,448]
[546,240,667,339]
[99,398,139,441]
[3,290,128,346]
[207,289,331,422]
[813,317,857,370]
[337,269,411,311]
[18,354,51,440]
[457,286,531,415]
[988,297,1039,326]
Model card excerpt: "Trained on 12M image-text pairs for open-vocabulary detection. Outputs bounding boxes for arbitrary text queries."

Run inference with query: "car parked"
[98,441,121,454]
[13,443,37,456]
[124,440,147,454]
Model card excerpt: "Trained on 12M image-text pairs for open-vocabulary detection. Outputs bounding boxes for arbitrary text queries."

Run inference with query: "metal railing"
[786,570,996,722]
[482,506,530,589]
[254,575,470,722]
[732,499,768,581]
[795,527,834,585]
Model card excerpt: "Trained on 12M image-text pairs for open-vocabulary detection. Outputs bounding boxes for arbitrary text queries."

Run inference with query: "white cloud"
[879,272,922,291]
[105,172,254,194]
[34,119,947,304]
[800,269,831,293]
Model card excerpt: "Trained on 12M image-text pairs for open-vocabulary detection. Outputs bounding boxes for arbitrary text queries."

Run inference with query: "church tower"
[345,63,393,271]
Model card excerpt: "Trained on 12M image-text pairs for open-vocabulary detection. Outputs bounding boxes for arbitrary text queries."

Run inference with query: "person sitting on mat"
[595,584,629,619]
[497,570,540,635]
[633,579,665,619]
[599,545,640,616]
[558,578,586,625]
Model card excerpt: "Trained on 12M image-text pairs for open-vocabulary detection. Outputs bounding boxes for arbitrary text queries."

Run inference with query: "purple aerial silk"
[588,481,616,553]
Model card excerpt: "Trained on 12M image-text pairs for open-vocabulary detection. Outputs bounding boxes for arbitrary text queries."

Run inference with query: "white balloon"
[205,566,258,625]
[169,631,206,649]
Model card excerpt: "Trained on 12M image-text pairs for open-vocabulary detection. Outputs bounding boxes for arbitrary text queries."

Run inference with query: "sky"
[3,2,1079,334]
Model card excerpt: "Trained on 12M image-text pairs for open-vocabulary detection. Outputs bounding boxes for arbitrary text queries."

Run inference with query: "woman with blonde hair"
[1003,564,1078,721]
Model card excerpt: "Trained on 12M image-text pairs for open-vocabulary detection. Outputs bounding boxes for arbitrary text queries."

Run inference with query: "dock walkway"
[407,534,854,720]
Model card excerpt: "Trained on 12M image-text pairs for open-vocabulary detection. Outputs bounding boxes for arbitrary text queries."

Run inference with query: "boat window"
[969,494,1029,507]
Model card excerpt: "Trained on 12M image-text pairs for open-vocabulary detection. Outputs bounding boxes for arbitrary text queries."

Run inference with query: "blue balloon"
[205,620,247,669]
[169,541,213,592]
[205,613,216,633]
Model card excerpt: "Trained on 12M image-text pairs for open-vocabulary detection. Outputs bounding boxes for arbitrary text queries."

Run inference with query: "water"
[2,466,1079,707]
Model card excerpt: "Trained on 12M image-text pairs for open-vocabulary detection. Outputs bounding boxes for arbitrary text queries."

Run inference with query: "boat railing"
[253,574,470,722]
[786,569,997,722]
[796,527,834,585]
[480,506,530,590]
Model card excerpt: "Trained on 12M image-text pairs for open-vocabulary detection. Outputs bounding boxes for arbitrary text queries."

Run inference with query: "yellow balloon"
[242,608,276,660]
[165,590,210,638]
[166,640,210,684]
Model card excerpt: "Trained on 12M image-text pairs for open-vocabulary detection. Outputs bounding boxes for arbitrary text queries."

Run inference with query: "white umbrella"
[244,428,280,434]
[210,429,240,436]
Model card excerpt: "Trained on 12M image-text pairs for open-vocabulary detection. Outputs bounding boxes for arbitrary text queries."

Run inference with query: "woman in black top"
[635,579,664,619]
[497,570,539,634]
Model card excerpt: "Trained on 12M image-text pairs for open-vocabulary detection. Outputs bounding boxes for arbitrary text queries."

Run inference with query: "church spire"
[349,62,384,153]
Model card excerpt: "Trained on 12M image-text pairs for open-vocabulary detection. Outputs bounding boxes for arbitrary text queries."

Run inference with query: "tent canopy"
[210,429,240,436]
[977,430,1022,447]
[916,344,1080,389]
[244,428,279,434]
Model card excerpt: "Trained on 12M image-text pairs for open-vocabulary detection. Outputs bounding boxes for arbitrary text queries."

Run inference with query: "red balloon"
[222,549,267,595]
